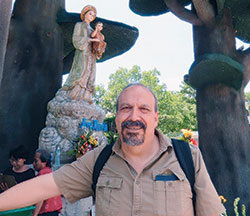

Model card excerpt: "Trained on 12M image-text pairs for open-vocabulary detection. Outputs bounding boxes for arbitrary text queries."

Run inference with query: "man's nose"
[129,108,140,121]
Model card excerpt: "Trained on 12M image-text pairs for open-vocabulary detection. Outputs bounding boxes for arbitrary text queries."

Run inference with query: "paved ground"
[60,196,92,216]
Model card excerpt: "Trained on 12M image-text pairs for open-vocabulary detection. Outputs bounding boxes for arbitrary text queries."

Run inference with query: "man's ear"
[154,112,159,128]
[115,115,117,126]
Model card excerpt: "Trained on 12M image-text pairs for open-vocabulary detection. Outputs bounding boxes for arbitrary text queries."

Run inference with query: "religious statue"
[62,5,106,103]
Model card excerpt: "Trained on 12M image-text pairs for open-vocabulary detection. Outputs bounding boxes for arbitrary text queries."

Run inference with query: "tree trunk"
[0,0,12,86]
[197,85,250,214]
[0,0,64,171]
[194,9,250,215]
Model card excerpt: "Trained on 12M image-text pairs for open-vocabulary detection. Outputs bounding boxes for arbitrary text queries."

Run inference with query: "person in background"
[0,145,35,191]
[32,149,62,216]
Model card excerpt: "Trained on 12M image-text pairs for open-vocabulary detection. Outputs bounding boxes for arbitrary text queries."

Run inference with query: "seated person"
[0,145,35,191]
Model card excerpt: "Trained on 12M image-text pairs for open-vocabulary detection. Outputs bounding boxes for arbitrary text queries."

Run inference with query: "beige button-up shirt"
[53,130,225,216]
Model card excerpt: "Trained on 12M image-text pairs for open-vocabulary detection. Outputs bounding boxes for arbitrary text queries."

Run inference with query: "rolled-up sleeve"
[53,146,104,203]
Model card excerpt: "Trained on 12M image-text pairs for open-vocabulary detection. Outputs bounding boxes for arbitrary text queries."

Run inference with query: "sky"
[65,0,250,92]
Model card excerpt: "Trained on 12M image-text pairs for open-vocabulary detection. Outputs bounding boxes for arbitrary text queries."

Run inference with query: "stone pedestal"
[60,197,92,216]
[39,88,107,163]
[38,88,107,215]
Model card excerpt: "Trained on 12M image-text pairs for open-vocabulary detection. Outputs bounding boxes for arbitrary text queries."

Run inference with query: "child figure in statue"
[92,22,106,60]
[62,5,103,103]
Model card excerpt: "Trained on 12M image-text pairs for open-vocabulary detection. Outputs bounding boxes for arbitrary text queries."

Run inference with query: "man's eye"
[120,106,132,111]
[140,107,150,112]
[121,107,129,110]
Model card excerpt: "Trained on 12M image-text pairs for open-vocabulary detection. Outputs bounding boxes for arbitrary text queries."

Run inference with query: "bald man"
[0,83,225,216]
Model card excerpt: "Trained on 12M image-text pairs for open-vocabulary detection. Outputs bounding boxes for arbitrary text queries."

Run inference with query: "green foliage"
[104,115,117,133]
[179,81,196,104]
[222,197,247,216]
[93,84,106,106]
[158,90,197,134]
[104,131,118,144]
[94,65,197,134]
[245,92,250,103]
[245,92,250,112]
[103,115,118,144]
[95,65,167,113]
[233,197,246,216]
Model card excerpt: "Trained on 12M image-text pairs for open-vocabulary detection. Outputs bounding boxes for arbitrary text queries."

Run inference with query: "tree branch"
[163,0,203,26]
[192,0,216,26]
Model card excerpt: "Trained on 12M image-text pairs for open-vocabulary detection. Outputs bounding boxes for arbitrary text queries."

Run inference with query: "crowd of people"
[0,145,62,216]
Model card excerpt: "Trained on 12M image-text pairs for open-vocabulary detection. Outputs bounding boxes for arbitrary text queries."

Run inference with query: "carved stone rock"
[39,88,107,163]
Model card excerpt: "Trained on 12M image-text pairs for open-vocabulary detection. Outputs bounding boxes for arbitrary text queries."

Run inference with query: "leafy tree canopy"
[94,66,197,134]
[245,92,250,103]
[245,92,250,112]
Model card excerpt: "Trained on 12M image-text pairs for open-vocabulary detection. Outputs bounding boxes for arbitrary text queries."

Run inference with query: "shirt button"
[136,180,140,185]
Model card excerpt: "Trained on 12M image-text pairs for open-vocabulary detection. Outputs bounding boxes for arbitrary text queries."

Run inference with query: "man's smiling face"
[115,85,159,146]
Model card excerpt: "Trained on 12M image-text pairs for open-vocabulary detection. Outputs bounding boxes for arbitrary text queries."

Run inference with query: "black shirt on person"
[4,167,35,183]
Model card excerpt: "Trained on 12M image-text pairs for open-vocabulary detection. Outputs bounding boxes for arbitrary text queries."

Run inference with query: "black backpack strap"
[91,142,114,203]
[171,138,196,215]
[91,139,196,213]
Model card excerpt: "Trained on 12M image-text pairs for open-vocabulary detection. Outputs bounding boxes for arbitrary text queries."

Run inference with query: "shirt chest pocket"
[95,176,123,216]
[153,168,193,216]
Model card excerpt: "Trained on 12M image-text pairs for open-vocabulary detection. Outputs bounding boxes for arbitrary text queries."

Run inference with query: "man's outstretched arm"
[0,173,61,211]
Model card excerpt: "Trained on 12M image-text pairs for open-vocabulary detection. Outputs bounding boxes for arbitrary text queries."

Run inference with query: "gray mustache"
[121,121,146,130]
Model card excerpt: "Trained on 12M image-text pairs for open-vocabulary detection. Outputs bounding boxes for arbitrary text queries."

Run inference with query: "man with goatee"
[0,83,225,216]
